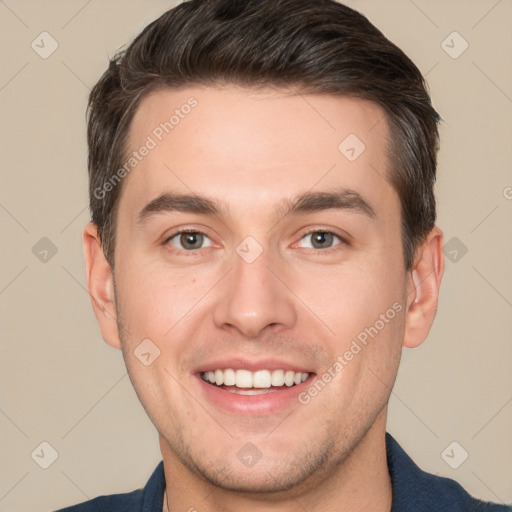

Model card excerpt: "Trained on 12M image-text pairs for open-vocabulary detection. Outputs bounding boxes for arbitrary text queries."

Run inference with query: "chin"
[197,462,313,495]
[183,439,339,497]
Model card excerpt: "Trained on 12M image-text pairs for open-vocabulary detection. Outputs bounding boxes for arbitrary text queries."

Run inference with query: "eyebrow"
[279,188,376,220]
[136,187,376,225]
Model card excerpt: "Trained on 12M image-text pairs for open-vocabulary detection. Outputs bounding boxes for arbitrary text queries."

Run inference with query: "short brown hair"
[87,0,440,271]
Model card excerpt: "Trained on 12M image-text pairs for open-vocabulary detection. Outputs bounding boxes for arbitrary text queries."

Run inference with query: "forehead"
[120,85,396,221]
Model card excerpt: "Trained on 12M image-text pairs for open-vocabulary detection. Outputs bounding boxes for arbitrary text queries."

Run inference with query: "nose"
[212,246,297,338]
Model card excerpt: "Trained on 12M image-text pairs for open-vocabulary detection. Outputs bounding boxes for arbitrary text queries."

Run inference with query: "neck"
[161,412,392,512]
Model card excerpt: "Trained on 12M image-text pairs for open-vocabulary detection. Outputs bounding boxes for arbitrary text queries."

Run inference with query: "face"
[107,86,412,492]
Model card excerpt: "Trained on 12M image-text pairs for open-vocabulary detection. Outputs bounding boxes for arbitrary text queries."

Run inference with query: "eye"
[166,230,213,251]
[297,230,343,250]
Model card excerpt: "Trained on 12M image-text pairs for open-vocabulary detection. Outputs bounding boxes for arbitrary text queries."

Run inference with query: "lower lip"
[194,374,315,415]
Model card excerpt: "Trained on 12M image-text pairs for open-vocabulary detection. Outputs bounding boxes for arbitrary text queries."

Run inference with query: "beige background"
[1,0,511,510]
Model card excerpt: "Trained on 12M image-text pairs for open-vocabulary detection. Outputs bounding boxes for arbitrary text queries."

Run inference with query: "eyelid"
[162,226,350,253]
[163,223,215,241]
[293,227,351,248]
[164,227,216,252]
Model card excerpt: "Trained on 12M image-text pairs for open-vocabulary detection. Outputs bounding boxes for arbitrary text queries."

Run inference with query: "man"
[58,0,510,510]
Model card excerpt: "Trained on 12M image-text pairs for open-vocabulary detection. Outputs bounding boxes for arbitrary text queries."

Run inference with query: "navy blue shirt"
[55,433,511,511]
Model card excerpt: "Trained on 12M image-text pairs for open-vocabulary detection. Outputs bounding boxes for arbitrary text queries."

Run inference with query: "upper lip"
[193,357,315,374]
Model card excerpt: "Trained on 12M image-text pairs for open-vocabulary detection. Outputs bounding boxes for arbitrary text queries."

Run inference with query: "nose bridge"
[212,240,296,337]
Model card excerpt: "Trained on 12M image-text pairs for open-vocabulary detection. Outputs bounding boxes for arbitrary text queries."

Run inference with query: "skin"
[83,85,444,512]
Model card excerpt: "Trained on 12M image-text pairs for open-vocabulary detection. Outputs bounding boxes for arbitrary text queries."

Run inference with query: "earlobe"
[403,226,445,349]
[83,222,122,349]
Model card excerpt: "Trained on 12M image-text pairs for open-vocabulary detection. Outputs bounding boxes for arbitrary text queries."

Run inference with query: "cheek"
[292,257,405,342]
[115,256,197,330]
[293,255,407,404]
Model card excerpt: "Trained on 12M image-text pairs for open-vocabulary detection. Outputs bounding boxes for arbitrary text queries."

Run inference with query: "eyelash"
[163,228,349,254]
[294,229,348,252]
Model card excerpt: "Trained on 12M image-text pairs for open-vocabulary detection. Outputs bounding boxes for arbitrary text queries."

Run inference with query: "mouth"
[195,366,316,415]
[200,368,311,395]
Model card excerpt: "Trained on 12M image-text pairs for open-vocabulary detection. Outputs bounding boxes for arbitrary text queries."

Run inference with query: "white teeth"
[271,369,285,386]
[235,369,253,388]
[253,369,272,388]
[201,369,310,389]
[224,368,236,386]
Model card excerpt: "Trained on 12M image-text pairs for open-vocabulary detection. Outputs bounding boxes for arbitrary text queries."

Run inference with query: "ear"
[403,226,445,349]
[83,222,121,349]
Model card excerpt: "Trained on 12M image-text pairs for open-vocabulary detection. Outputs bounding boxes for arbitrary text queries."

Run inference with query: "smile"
[201,369,310,394]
